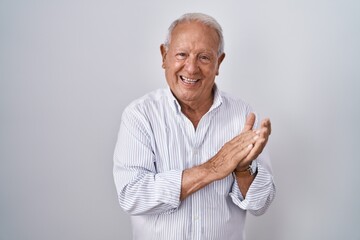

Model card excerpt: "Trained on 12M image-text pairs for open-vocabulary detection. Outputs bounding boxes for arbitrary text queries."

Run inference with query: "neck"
[178,92,214,129]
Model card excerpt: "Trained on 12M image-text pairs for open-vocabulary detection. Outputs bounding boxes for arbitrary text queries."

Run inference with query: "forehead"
[169,21,219,52]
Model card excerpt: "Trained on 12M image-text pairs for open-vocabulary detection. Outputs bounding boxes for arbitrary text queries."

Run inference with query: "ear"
[160,44,167,69]
[216,53,225,76]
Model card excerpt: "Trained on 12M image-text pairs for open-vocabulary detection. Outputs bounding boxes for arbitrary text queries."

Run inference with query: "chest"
[147,108,244,172]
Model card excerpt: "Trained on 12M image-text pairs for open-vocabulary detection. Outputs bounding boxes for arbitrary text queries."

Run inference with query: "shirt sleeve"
[113,106,182,216]
[229,147,276,216]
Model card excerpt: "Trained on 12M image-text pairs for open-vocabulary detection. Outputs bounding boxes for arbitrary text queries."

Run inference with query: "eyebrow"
[172,48,216,55]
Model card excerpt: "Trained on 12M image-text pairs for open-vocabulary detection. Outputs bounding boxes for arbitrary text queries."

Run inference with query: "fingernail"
[253,135,259,140]
[247,144,253,149]
[255,130,261,135]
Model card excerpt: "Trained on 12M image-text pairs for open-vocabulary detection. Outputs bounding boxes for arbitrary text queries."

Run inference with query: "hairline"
[163,13,224,56]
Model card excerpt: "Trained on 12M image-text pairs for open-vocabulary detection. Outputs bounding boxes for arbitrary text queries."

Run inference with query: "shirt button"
[194,216,199,221]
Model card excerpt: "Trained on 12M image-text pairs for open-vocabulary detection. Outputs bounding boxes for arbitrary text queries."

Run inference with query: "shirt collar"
[165,87,181,114]
[209,84,223,112]
[166,84,223,114]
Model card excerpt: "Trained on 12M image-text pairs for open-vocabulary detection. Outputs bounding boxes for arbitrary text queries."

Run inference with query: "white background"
[1,0,359,239]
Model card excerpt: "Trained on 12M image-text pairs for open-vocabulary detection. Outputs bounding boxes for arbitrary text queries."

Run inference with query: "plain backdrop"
[1,0,359,239]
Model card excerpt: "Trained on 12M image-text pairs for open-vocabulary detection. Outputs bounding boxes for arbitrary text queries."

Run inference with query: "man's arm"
[230,148,276,216]
[113,108,183,215]
[229,115,276,215]
[234,114,272,197]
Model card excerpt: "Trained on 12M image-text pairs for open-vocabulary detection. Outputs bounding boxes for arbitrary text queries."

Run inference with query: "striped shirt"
[113,86,276,240]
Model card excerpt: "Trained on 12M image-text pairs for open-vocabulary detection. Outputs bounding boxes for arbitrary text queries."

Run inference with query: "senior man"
[113,12,276,240]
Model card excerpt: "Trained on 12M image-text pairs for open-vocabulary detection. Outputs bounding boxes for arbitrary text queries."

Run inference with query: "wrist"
[181,164,214,200]
[201,160,220,183]
[234,160,258,177]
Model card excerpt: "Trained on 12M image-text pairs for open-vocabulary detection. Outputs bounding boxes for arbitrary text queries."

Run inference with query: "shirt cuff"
[154,169,182,210]
[229,162,274,211]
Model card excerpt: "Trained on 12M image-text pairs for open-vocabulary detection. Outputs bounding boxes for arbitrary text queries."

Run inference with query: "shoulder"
[120,88,170,129]
[218,90,253,113]
[218,89,264,128]
[123,88,167,115]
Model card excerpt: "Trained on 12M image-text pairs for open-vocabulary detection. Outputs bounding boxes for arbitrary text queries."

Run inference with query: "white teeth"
[181,76,199,84]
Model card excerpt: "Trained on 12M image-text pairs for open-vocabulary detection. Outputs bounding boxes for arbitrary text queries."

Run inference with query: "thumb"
[242,112,256,132]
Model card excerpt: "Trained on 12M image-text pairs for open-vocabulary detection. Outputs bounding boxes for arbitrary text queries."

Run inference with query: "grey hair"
[164,13,224,56]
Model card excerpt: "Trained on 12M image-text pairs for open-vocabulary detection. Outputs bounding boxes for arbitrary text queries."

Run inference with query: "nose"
[184,55,199,74]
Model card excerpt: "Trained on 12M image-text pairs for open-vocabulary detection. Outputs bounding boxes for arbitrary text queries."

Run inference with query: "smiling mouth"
[180,76,200,85]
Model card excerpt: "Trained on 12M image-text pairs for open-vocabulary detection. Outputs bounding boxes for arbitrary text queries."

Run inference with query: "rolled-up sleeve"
[229,148,276,216]
[113,106,182,215]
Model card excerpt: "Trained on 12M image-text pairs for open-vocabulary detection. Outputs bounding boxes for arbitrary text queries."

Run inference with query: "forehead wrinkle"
[169,22,219,55]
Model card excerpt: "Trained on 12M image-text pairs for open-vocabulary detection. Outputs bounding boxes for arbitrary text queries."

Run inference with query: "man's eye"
[176,53,187,59]
[199,55,211,62]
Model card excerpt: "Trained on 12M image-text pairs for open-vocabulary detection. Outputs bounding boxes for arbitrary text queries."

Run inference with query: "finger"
[260,127,270,139]
[230,130,257,144]
[244,137,266,162]
[231,143,254,165]
[261,118,271,135]
[258,126,270,146]
[268,120,271,135]
[241,119,271,163]
[226,133,258,160]
[242,112,256,132]
[229,135,259,155]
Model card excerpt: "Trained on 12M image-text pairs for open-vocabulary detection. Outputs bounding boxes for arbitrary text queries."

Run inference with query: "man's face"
[161,21,225,106]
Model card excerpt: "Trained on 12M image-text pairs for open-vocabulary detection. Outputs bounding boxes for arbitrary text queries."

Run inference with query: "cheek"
[202,66,217,77]
[167,65,182,77]
[172,60,183,70]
